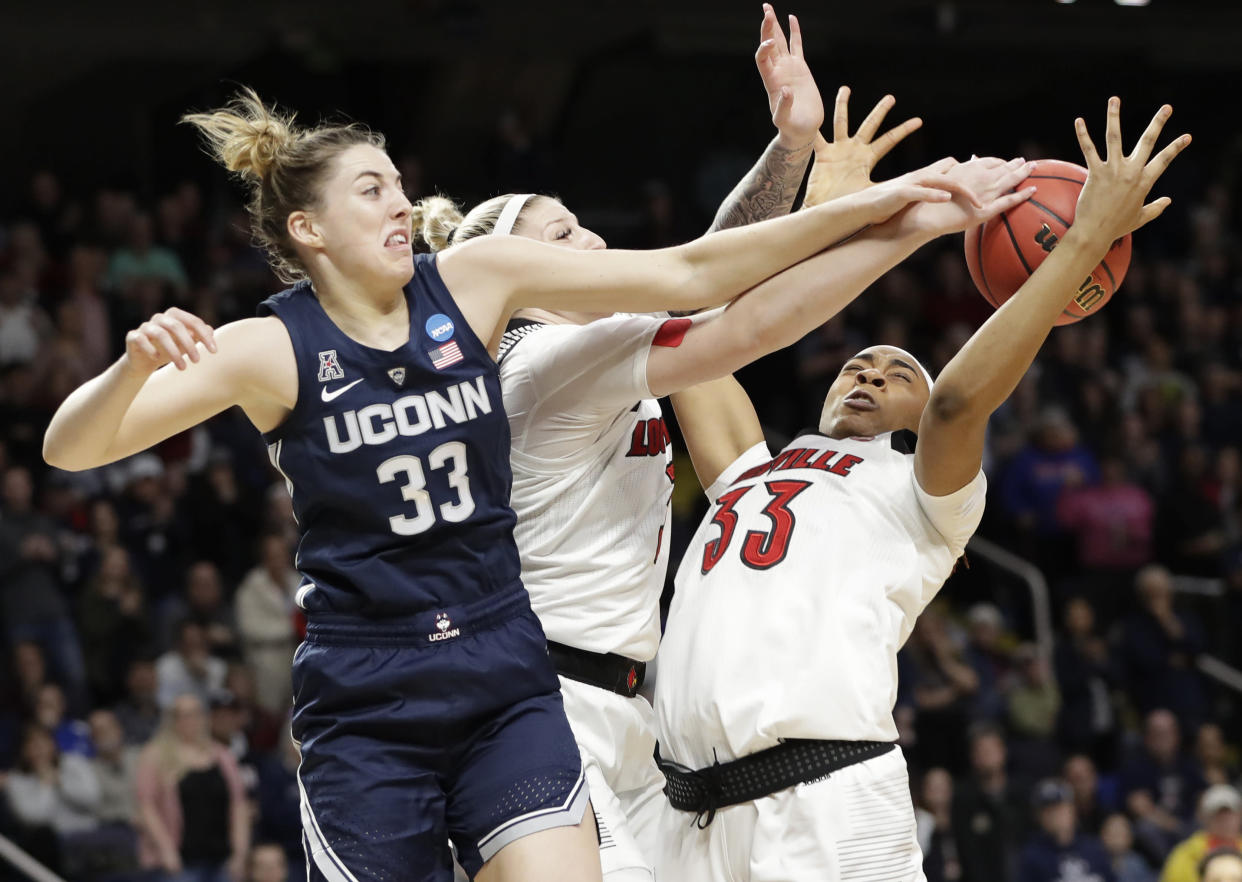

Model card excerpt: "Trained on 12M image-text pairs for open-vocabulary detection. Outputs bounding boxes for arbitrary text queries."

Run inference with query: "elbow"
[42,432,86,473]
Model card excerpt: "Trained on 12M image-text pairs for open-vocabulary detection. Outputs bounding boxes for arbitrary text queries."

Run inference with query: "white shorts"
[560,675,667,880]
[655,745,925,882]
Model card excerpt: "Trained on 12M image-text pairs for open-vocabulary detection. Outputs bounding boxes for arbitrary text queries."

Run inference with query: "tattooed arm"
[708,138,815,232]
[707,4,822,233]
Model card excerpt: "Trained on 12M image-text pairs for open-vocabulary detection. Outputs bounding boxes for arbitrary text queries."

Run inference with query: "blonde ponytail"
[181,87,296,182]
[410,196,465,253]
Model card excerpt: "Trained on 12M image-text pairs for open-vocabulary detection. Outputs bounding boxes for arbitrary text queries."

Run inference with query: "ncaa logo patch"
[317,350,345,383]
[425,314,455,343]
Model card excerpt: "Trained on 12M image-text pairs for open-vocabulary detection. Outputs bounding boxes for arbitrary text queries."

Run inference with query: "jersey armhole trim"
[256,313,303,444]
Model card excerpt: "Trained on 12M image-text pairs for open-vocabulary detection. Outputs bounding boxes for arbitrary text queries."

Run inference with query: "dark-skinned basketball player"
[653,98,1190,882]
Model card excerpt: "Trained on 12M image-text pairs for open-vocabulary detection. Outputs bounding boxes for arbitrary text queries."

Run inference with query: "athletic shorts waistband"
[304,585,532,647]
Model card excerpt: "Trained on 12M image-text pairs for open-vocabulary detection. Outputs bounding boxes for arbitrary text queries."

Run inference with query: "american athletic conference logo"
[428,612,460,642]
[317,350,345,382]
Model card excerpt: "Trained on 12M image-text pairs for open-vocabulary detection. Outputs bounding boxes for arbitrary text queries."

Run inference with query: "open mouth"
[844,389,877,411]
[384,230,411,250]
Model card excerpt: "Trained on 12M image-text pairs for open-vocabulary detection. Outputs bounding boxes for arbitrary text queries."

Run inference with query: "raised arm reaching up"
[915,99,1191,497]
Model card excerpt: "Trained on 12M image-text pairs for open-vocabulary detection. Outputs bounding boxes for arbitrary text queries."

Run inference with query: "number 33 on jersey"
[258,254,523,616]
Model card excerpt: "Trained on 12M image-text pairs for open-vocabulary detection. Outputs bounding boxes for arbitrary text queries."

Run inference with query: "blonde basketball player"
[653,99,1190,882]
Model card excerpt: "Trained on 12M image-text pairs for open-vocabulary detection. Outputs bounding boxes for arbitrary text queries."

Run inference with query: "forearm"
[43,356,150,470]
[727,221,929,359]
[708,137,814,233]
[929,229,1111,421]
[230,799,250,860]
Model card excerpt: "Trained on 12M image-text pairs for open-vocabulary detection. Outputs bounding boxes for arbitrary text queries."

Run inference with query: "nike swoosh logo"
[320,378,363,402]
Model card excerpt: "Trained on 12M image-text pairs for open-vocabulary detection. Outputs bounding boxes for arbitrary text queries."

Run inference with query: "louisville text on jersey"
[732,446,864,484]
[323,375,492,453]
[626,417,672,458]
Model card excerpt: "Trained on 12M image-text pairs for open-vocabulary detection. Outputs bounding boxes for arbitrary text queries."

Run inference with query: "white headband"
[492,193,535,236]
[885,346,935,390]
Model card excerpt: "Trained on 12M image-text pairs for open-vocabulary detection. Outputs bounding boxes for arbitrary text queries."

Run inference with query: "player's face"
[297,143,415,289]
[817,346,931,440]
[514,198,607,251]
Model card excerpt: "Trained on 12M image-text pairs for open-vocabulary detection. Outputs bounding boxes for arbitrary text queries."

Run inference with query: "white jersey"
[655,430,986,768]
[499,313,686,661]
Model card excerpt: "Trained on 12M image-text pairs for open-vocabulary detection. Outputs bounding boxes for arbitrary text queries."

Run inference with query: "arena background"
[1,1,1241,880]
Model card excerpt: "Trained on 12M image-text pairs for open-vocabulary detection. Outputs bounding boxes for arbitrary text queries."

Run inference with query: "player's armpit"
[103,317,296,464]
[670,377,763,491]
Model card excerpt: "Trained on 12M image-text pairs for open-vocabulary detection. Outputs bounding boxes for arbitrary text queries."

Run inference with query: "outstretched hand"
[854,157,996,227]
[895,156,1037,238]
[803,86,923,208]
[1071,98,1191,245]
[755,3,824,149]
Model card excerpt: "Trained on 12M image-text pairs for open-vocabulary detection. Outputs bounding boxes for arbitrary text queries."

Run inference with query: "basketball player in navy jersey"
[41,87,972,880]
[654,100,1189,881]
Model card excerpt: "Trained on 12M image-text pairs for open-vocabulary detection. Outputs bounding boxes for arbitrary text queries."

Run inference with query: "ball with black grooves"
[963,159,1132,326]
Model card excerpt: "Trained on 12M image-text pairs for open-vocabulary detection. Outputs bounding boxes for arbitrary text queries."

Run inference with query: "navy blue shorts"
[291,586,588,881]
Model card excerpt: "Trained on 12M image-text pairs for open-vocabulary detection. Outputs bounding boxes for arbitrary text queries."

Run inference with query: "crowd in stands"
[0,110,1240,882]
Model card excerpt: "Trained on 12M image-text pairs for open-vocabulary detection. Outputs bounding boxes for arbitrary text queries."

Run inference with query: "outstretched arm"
[666,156,1033,487]
[708,4,822,232]
[914,99,1191,497]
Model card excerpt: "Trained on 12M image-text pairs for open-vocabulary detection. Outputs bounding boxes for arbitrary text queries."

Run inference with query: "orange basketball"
[963,159,1132,326]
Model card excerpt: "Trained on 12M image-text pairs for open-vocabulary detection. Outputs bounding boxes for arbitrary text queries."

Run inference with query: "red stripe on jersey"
[653,318,692,348]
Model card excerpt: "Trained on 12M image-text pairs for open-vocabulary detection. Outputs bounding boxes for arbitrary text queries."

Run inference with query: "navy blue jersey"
[259,253,521,616]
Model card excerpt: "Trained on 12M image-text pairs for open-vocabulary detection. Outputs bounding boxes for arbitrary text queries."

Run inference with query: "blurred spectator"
[135,693,249,881]
[1200,849,1242,882]
[1102,813,1158,882]
[0,466,88,711]
[82,708,141,875]
[0,269,52,366]
[60,243,112,376]
[78,544,151,705]
[224,664,282,756]
[1018,778,1114,882]
[251,734,303,872]
[1161,786,1242,882]
[108,211,188,298]
[113,656,161,746]
[186,449,263,584]
[118,452,190,599]
[1157,445,1228,577]
[1057,455,1156,586]
[1196,724,1237,787]
[32,683,92,758]
[1121,709,1207,862]
[156,620,228,710]
[235,534,299,714]
[246,842,289,882]
[159,560,239,658]
[209,689,248,761]
[903,608,978,772]
[953,724,1029,882]
[1066,754,1119,836]
[87,709,138,826]
[1055,596,1120,764]
[1007,644,1063,780]
[999,407,1100,573]
[1120,565,1208,726]
[963,602,1012,724]
[3,725,99,871]
[916,767,962,882]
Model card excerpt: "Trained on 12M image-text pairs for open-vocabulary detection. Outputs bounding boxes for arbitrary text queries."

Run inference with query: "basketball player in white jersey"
[652,99,1189,882]
[411,10,1041,880]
